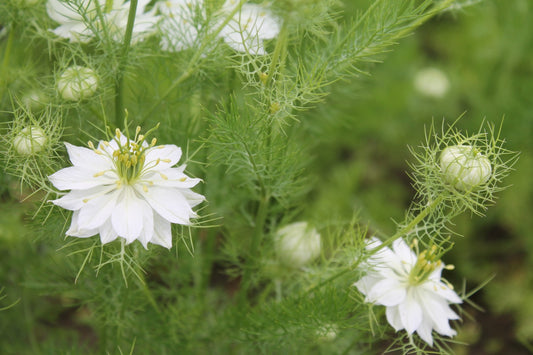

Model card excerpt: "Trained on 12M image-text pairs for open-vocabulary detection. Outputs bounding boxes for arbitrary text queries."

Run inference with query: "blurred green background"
[1,0,532,353]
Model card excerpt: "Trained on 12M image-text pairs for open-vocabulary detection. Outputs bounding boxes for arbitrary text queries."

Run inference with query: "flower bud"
[414,67,450,98]
[57,66,98,101]
[22,90,47,111]
[13,126,47,155]
[275,222,321,268]
[440,145,492,191]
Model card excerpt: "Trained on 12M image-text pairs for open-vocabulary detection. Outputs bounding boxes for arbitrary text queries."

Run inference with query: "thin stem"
[115,0,138,128]
[0,25,15,98]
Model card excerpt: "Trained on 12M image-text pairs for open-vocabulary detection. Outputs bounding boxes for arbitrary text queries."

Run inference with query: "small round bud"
[414,67,450,98]
[13,126,47,155]
[275,222,321,268]
[440,145,492,191]
[57,66,98,101]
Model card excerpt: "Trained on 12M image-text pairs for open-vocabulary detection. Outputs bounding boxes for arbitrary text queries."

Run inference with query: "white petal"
[367,278,406,306]
[386,306,404,331]
[354,274,382,295]
[398,290,423,334]
[64,142,111,169]
[137,207,154,249]
[418,290,458,336]
[416,317,435,346]
[49,166,116,190]
[392,238,417,266]
[141,186,196,225]
[150,213,172,248]
[111,187,149,243]
[144,167,202,189]
[429,281,463,304]
[144,145,182,170]
[66,211,98,238]
[51,185,116,211]
[78,189,120,230]
[179,189,205,208]
[99,219,118,244]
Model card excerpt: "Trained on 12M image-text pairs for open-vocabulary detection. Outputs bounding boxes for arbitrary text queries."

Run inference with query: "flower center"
[407,245,442,286]
[111,128,155,185]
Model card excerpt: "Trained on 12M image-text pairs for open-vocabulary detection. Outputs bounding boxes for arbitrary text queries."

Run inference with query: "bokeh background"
[1,0,532,353]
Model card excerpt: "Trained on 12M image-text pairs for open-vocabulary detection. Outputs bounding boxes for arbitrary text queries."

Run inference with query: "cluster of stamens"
[406,241,453,286]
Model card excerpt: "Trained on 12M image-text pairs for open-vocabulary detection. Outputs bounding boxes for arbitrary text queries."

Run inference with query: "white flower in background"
[49,128,205,249]
[57,66,99,101]
[413,67,450,98]
[47,0,159,43]
[13,126,47,155]
[157,0,203,52]
[275,222,321,267]
[355,237,462,346]
[440,145,492,191]
[219,1,281,55]
[46,0,103,42]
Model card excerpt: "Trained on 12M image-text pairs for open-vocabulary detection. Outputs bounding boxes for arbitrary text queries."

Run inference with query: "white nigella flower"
[440,145,492,191]
[57,66,99,101]
[49,128,205,249]
[275,221,321,268]
[47,0,159,43]
[218,1,281,55]
[13,126,48,155]
[157,0,203,52]
[354,237,462,346]
[413,67,450,99]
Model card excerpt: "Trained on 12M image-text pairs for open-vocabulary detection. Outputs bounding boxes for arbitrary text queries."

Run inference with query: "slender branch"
[115,0,138,128]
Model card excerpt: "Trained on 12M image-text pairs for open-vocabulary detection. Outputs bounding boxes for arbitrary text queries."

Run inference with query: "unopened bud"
[57,66,98,101]
[13,126,47,155]
[275,222,321,268]
[414,67,450,99]
[440,145,492,191]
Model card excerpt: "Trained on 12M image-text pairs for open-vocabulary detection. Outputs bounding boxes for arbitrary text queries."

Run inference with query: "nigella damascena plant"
[275,222,321,268]
[218,0,281,55]
[355,237,462,346]
[57,66,98,101]
[13,126,48,155]
[48,128,205,249]
[413,67,450,99]
[46,0,159,43]
[440,145,492,191]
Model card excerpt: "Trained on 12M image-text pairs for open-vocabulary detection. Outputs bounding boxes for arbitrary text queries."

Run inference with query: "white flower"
[157,0,203,52]
[57,66,99,101]
[13,126,47,155]
[414,67,450,99]
[275,222,321,267]
[49,128,205,249]
[219,1,281,55]
[46,0,159,43]
[440,145,492,191]
[354,237,462,346]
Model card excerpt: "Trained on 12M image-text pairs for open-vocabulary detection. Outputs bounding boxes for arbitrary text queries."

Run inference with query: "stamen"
[179,177,187,182]
[160,173,168,180]
[93,171,105,177]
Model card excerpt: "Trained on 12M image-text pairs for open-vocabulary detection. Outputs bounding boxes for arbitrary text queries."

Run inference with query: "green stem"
[0,25,14,98]
[115,0,138,128]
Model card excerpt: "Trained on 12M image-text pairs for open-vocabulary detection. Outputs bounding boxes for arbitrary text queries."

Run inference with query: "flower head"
[275,222,321,267]
[440,145,492,191]
[13,126,48,155]
[47,0,159,43]
[355,237,462,346]
[219,1,281,55]
[49,128,205,249]
[57,66,99,101]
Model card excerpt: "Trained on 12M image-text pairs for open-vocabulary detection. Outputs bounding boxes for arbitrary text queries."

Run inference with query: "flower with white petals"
[46,0,159,43]
[354,237,462,346]
[219,1,281,55]
[49,128,205,249]
[157,0,204,52]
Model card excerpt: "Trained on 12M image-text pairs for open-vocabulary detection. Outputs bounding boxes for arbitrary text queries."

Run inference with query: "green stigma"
[407,245,443,286]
